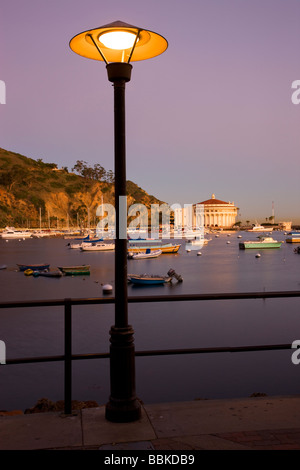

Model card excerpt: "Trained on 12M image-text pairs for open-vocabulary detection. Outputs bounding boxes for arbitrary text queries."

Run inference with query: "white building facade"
[174,194,238,229]
[197,194,238,228]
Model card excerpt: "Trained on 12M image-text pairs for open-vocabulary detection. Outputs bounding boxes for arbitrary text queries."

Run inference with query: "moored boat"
[128,274,172,285]
[247,223,273,232]
[33,270,63,277]
[57,265,90,275]
[128,249,162,260]
[185,235,210,248]
[1,227,32,239]
[286,232,300,243]
[128,269,183,285]
[67,237,104,249]
[80,242,115,251]
[239,236,282,249]
[128,239,181,254]
[17,263,50,271]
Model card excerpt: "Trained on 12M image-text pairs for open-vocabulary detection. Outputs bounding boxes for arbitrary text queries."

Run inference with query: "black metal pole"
[105,62,141,422]
[64,299,72,415]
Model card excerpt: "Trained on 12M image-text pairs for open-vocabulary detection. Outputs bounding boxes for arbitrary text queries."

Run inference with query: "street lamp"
[69,21,168,422]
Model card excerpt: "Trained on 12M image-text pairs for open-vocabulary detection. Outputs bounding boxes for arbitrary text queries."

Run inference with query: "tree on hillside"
[0,165,34,191]
[72,160,114,183]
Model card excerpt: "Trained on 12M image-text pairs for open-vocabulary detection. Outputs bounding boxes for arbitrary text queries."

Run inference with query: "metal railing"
[1,290,299,414]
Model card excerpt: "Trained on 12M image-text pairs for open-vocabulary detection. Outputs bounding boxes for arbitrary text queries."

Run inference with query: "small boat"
[80,242,115,251]
[247,223,273,232]
[128,274,172,285]
[185,236,210,248]
[128,239,181,254]
[17,263,50,272]
[239,236,282,249]
[128,249,162,260]
[128,269,182,285]
[31,230,52,238]
[57,265,90,275]
[68,237,104,249]
[0,264,7,270]
[286,232,300,243]
[33,269,63,277]
[64,234,90,240]
[1,227,32,239]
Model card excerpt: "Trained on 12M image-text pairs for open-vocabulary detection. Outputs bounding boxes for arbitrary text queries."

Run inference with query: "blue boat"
[17,263,50,272]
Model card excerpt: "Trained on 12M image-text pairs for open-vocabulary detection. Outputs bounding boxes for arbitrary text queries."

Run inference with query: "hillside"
[0,148,163,228]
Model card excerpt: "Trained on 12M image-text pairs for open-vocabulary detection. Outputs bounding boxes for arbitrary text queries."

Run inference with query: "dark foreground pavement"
[1,395,300,450]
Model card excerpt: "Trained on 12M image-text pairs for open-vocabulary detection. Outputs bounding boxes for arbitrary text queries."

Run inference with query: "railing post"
[64,299,72,414]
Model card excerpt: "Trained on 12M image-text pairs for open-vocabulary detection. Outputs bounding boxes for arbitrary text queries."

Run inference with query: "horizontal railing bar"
[5,355,66,364]
[134,344,293,356]
[0,290,300,309]
[4,343,292,365]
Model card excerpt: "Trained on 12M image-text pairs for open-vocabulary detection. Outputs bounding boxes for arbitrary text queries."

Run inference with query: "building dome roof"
[199,194,230,205]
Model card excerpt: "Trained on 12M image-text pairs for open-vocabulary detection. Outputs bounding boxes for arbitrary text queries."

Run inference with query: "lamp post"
[69,21,168,422]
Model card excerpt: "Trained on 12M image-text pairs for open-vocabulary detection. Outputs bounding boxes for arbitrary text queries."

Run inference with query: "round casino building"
[194,194,238,228]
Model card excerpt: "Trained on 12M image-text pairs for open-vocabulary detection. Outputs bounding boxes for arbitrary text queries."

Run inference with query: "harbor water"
[0,231,300,411]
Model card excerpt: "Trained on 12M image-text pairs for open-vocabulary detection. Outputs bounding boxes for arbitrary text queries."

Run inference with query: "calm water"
[1,231,300,411]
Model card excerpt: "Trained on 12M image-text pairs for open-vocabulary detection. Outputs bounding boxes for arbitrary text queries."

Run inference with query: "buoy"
[102,284,113,295]
[255,253,261,258]
[197,251,202,256]
[186,248,191,252]
[227,241,230,244]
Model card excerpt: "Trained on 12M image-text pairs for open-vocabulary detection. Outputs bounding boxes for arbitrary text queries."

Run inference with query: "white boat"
[31,231,52,238]
[185,236,210,247]
[0,227,32,239]
[247,223,273,232]
[68,242,84,249]
[128,249,162,260]
[80,242,115,251]
[67,237,104,249]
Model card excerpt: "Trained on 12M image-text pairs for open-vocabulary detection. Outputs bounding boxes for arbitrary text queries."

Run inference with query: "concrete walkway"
[1,395,300,450]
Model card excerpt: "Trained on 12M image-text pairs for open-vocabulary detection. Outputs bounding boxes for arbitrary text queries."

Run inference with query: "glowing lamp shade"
[69,20,168,64]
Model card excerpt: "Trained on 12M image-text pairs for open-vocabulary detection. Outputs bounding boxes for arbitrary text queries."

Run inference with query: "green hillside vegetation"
[0,148,163,228]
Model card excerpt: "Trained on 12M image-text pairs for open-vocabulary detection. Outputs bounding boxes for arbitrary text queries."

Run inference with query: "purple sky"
[1,0,300,223]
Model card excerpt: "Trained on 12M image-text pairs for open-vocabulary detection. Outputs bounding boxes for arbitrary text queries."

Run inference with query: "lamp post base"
[105,326,141,422]
[105,398,141,423]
